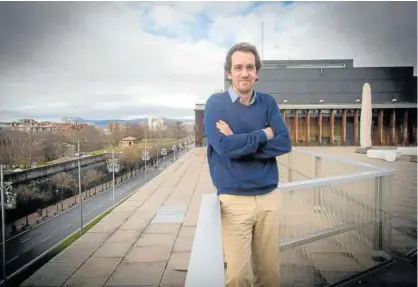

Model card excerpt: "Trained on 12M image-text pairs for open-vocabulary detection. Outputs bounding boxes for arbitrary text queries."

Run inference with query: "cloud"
[0,1,416,122]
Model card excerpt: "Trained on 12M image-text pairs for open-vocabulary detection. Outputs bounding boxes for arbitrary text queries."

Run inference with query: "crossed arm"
[204,95,292,159]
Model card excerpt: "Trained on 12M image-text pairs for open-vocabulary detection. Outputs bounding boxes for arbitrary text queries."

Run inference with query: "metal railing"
[277,149,394,285]
[186,147,395,287]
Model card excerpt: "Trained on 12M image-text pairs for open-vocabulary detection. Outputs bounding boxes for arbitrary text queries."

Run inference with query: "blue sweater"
[204,89,292,196]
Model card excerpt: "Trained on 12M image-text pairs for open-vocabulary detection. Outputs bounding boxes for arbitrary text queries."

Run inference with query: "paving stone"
[62,277,108,287]
[87,222,121,234]
[134,233,178,247]
[160,268,188,287]
[151,214,185,224]
[105,262,166,286]
[21,262,81,287]
[92,242,133,258]
[71,257,122,279]
[106,229,143,244]
[167,252,191,271]
[50,245,98,264]
[178,226,196,237]
[173,236,194,252]
[72,232,110,247]
[123,246,172,263]
[144,223,181,234]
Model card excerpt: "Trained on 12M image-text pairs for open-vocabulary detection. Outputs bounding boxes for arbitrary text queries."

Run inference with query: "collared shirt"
[228,86,257,105]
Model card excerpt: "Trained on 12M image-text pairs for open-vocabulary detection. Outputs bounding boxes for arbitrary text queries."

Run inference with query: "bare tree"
[121,146,141,176]
[35,191,54,217]
[84,169,103,196]
[0,130,28,168]
[15,185,39,226]
[51,172,75,206]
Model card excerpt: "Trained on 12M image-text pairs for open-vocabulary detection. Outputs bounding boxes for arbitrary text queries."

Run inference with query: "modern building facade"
[195,59,417,147]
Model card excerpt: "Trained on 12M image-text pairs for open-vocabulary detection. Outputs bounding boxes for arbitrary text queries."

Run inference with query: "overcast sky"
[0,1,416,122]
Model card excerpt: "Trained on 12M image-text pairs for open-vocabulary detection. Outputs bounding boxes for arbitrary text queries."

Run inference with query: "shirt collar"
[228,86,257,105]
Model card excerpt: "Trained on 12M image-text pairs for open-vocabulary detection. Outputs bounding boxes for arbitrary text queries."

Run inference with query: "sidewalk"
[21,148,207,287]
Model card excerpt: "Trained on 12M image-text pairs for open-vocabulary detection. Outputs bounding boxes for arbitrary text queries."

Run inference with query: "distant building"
[1,119,91,133]
[119,136,138,148]
[108,122,129,134]
[148,117,165,131]
[195,59,417,147]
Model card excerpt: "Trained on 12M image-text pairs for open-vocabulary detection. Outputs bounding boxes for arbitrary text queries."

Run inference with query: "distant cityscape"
[0,116,195,135]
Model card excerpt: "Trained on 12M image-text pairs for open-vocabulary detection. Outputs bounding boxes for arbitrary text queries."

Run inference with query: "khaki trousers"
[219,190,280,287]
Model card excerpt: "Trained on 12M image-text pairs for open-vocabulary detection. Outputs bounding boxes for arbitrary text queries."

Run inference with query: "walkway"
[21,147,416,287]
[22,148,213,286]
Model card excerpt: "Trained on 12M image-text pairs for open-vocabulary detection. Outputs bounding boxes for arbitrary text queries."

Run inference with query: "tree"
[51,172,75,206]
[35,191,54,217]
[0,130,28,168]
[121,146,141,176]
[15,185,38,226]
[84,169,103,196]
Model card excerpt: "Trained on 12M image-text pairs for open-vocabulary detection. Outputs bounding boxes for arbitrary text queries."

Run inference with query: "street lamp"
[178,142,183,157]
[105,150,122,210]
[1,164,16,283]
[172,142,177,162]
[160,147,167,170]
[155,142,159,171]
[75,141,84,233]
[141,142,151,182]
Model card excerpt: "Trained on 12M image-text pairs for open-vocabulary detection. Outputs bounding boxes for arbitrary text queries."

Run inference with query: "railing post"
[288,152,293,182]
[314,156,322,212]
[373,175,391,261]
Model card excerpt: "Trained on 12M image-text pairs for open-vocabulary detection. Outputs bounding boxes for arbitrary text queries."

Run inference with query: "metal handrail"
[277,168,395,192]
[288,147,391,171]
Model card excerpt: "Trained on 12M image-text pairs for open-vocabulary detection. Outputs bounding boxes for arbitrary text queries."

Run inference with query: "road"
[0,149,187,280]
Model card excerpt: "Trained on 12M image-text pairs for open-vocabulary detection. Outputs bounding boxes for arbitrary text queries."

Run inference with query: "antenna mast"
[261,21,264,61]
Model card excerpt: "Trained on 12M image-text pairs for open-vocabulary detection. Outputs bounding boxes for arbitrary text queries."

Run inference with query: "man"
[204,42,292,287]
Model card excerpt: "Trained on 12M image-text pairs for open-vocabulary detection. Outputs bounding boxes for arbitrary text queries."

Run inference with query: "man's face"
[227,51,258,95]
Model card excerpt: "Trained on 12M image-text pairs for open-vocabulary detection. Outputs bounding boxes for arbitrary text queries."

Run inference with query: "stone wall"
[4,154,107,184]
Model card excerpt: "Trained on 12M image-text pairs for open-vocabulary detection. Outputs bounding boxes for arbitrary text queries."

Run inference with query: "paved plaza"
[21,147,416,287]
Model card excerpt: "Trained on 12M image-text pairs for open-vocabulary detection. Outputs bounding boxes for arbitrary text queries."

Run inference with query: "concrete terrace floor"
[21,146,417,287]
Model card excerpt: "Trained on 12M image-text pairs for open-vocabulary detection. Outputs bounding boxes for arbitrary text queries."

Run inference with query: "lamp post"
[75,141,84,233]
[1,164,16,283]
[105,150,122,210]
[141,142,151,182]
[160,147,167,171]
[179,142,183,157]
[155,142,159,171]
[172,142,177,162]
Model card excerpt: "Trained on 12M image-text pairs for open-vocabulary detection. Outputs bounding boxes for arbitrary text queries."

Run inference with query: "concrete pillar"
[306,110,311,146]
[402,109,408,146]
[342,109,347,145]
[391,109,396,145]
[294,110,299,145]
[354,109,359,146]
[318,110,322,145]
[330,109,335,145]
[378,109,384,145]
[195,109,204,147]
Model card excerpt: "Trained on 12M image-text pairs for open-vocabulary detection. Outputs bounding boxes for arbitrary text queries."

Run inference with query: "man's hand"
[216,120,233,136]
[265,127,274,139]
